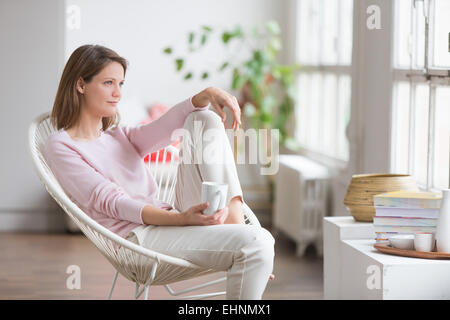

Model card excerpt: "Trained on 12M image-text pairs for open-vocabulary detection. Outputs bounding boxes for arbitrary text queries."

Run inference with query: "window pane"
[295,0,353,161]
[432,0,450,68]
[297,0,321,64]
[339,0,353,65]
[433,86,450,189]
[337,75,351,160]
[298,0,353,67]
[310,0,321,65]
[297,0,311,64]
[413,1,426,69]
[309,73,322,149]
[301,0,321,65]
[392,82,411,174]
[296,74,310,146]
[413,84,430,186]
[322,74,338,153]
[394,0,413,68]
[321,0,339,65]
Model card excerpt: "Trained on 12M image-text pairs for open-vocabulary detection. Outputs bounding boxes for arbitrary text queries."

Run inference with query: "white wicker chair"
[28,111,261,300]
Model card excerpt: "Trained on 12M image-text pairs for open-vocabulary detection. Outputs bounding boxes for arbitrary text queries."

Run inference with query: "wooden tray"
[374,242,450,260]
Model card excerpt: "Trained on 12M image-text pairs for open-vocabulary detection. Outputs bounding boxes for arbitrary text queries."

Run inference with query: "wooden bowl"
[343,173,419,222]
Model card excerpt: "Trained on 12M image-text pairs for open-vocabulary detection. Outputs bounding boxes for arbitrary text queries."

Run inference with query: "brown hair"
[50,44,128,131]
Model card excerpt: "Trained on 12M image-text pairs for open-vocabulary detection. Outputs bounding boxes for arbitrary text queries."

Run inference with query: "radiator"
[274,155,330,257]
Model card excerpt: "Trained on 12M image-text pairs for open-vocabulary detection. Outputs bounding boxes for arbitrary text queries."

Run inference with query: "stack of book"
[373,190,442,242]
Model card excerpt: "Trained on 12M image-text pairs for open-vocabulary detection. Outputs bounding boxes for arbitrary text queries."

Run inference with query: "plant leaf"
[284,137,301,151]
[222,26,243,44]
[219,62,229,71]
[261,95,277,114]
[201,34,207,46]
[269,37,282,52]
[232,25,244,38]
[266,20,280,35]
[188,32,195,44]
[175,59,184,71]
[260,112,272,124]
[202,25,213,32]
[201,72,209,79]
[222,32,232,44]
[163,47,172,54]
[184,72,193,80]
[232,69,247,90]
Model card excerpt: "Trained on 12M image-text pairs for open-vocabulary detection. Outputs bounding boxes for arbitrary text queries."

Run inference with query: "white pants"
[127,109,275,299]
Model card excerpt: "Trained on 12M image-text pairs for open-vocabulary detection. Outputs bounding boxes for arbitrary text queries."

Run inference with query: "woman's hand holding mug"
[180,202,229,226]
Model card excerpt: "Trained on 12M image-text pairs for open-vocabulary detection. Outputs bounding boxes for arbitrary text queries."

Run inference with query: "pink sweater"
[44,97,209,239]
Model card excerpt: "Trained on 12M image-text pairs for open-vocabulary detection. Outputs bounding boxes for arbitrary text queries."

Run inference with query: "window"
[295,0,353,161]
[391,0,450,190]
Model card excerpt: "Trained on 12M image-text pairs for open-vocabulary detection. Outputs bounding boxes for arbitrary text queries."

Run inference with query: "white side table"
[324,216,450,299]
[340,239,450,299]
[323,216,375,299]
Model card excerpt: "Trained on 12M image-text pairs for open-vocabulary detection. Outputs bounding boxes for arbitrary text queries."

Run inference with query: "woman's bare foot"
[224,196,245,224]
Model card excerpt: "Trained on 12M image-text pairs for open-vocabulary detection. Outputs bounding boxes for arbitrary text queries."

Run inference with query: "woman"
[44,44,274,299]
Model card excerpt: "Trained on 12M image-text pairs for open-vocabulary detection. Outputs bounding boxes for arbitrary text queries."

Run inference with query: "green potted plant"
[163,20,301,151]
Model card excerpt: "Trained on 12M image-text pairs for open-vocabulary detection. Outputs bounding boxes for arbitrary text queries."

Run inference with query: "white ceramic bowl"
[389,235,415,250]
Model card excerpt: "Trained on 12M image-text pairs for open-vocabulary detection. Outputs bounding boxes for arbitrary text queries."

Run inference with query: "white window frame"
[292,0,354,169]
[391,0,450,191]
[287,0,448,217]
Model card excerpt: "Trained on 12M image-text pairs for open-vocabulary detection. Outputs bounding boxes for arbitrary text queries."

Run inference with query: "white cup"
[201,182,228,215]
[414,233,435,252]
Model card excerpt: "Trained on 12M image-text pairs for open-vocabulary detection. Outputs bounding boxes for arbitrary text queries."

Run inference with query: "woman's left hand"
[192,87,242,130]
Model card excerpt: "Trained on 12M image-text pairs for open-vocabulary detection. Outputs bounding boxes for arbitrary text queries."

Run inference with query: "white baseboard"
[0,209,66,232]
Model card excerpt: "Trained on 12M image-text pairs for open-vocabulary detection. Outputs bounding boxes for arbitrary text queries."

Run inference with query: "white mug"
[201,181,228,215]
[414,232,435,252]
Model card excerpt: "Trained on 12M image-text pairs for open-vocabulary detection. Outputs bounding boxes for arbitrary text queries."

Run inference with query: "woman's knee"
[186,109,223,130]
[255,228,275,260]
[236,226,275,260]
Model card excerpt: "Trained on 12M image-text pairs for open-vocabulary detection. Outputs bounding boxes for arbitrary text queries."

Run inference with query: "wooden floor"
[0,229,323,300]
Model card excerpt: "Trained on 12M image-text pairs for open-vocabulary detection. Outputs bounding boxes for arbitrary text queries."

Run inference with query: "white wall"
[0,0,66,231]
[0,0,288,231]
[65,0,287,110]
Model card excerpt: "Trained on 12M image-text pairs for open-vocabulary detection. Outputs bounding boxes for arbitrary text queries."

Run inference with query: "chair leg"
[135,283,140,299]
[134,262,159,300]
[107,271,119,300]
[165,276,226,296]
[140,262,158,300]
[144,285,150,300]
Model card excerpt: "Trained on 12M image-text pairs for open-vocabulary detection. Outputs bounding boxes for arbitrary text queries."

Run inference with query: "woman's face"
[77,61,125,118]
